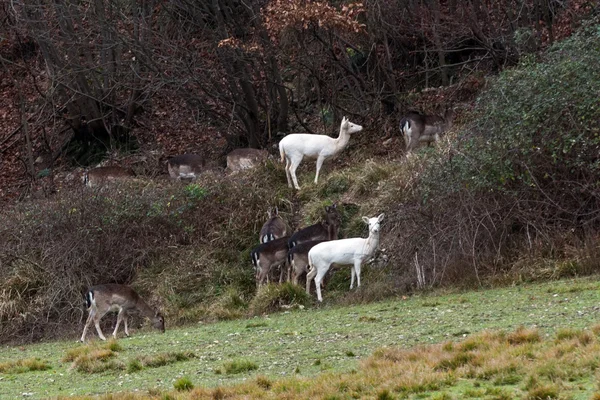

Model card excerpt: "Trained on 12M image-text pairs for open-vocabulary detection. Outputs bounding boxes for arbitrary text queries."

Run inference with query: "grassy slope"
[2,277,600,399]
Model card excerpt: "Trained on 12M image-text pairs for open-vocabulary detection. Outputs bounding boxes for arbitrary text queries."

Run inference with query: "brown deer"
[288,204,341,249]
[259,207,289,243]
[80,284,165,342]
[288,239,327,285]
[83,166,135,188]
[400,108,455,152]
[167,154,205,180]
[251,236,290,287]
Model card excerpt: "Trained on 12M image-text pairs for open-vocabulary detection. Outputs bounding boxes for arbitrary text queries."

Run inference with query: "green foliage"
[127,359,143,373]
[423,19,600,197]
[173,376,194,391]
[184,183,208,201]
[135,351,196,370]
[222,359,259,374]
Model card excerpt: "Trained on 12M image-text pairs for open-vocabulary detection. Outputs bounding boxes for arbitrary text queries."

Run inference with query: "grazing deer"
[400,108,454,152]
[167,154,205,180]
[288,204,341,249]
[288,239,326,285]
[79,284,165,342]
[83,166,135,188]
[251,236,290,287]
[259,207,289,243]
[227,148,268,172]
[279,117,363,190]
[306,214,384,302]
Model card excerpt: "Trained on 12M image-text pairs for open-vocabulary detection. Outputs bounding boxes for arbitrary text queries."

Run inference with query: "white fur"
[306,214,384,301]
[279,117,363,190]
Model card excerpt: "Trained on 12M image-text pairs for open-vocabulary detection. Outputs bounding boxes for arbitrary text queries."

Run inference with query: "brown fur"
[167,154,205,179]
[84,166,135,188]
[259,207,289,243]
[80,283,164,342]
[401,108,455,151]
[251,236,290,287]
[288,204,341,249]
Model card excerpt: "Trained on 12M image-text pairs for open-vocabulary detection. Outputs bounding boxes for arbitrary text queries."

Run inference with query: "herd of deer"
[79,108,454,342]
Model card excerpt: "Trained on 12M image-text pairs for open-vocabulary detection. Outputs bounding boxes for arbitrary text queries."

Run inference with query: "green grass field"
[3,277,600,399]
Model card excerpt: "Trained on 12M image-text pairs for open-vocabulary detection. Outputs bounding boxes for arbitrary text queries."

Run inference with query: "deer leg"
[258,263,270,287]
[124,315,129,337]
[289,157,302,190]
[306,265,317,295]
[314,265,330,302]
[402,123,412,150]
[93,313,107,341]
[350,265,356,289]
[284,157,293,188]
[314,156,326,184]
[354,260,362,288]
[112,308,124,338]
[80,310,96,342]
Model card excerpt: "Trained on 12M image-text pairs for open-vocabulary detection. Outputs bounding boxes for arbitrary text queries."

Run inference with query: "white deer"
[306,213,384,302]
[80,284,165,342]
[278,117,363,190]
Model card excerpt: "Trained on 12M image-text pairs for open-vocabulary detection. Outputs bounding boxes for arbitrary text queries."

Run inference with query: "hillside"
[1,3,600,399]
[1,9,600,344]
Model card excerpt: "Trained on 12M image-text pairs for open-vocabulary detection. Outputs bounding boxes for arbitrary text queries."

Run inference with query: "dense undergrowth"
[1,19,600,344]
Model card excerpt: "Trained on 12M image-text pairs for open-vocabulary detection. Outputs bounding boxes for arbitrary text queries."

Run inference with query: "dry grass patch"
[62,339,123,362]
[0,357,51,374]
[63,339,125,373]
[507,326,541,345]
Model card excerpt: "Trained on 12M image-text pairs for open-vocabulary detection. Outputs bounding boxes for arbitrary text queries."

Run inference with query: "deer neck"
[362,230,380,258]
[135,298,156,319]
[332,127,351,153]
[327,222,339,240]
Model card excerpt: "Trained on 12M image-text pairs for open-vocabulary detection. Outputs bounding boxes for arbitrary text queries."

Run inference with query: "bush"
[0,166,287,343]
[222,359,259,374]
[386,18,600,287]
[248,283,311,315]
[0,357,51,374]
[174,376,194,391]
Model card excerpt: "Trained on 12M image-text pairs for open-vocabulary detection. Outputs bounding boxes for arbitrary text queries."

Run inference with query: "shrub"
[0,165,286,343]
[507,327,541,345]
[222,359,259,374]
[136,351,195,369]
[388,17,600,288]
[173,376,194,391]
[0,357,51,374]
[248,283,311,315]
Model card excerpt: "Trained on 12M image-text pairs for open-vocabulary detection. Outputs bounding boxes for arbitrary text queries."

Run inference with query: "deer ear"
[377,213,385,222]
[362,216,369,224]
